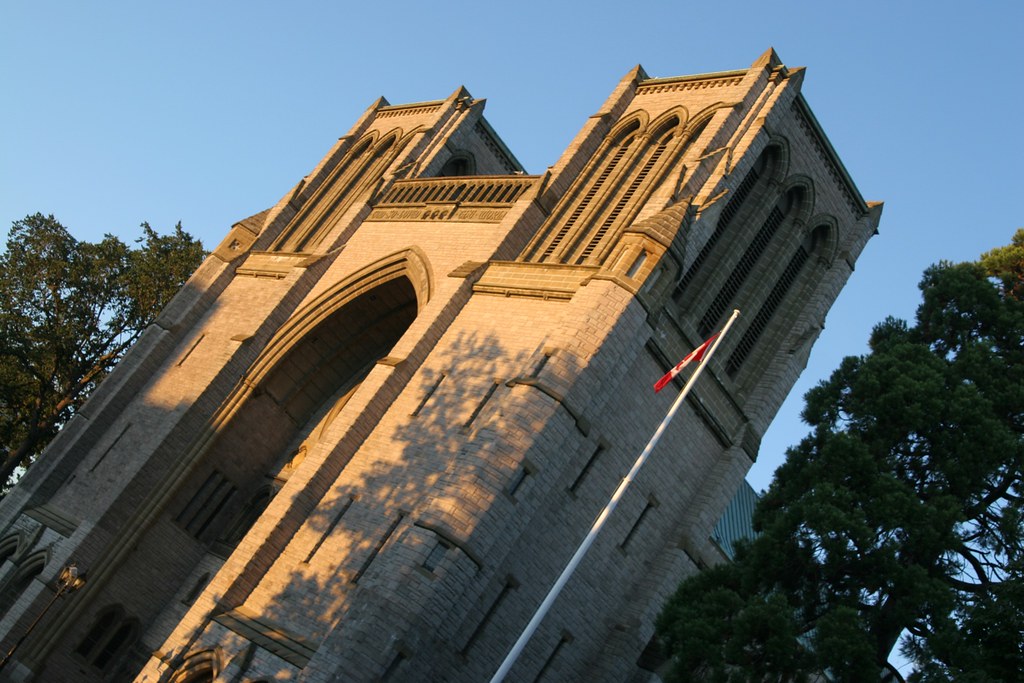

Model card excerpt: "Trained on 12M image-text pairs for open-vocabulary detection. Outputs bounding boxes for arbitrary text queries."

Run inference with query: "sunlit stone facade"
[0,50,879,682]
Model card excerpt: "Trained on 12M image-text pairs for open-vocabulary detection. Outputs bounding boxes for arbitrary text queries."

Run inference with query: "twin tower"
[0,50,880,681]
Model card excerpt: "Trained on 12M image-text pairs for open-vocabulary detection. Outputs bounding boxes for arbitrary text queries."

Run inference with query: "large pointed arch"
[149,248,433,561]
[246,247,432,385]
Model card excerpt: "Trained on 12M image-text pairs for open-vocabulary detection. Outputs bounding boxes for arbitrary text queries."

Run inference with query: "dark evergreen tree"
[0,213,205,490]
[657,233,1024,682]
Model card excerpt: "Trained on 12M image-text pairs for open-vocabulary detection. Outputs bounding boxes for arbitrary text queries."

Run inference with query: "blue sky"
[2,1,1021,493]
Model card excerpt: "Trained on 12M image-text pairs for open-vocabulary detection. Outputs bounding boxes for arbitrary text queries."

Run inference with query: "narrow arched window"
[439,154,475,176]
[0,535,19,566]
[0,555,44,616]
[699,185,805,336]
[531,119,641,262]
[75,609,118,659]
[726,222,831,376]
[293,134,399,252]
[272,135,376,252]
[273,130,405,253]
[92,620,137,669]
[677,144,781,296]
[74,605,139,671]
[219,486,274,548]
[573,117,681,264]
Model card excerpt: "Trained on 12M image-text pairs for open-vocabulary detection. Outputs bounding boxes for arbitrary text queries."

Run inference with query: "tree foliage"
[979,228,1024,302]
[657,235,1024,682]
[0,213,205,490]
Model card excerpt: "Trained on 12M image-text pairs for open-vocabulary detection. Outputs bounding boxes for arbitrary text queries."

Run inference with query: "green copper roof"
[711,480,759,560]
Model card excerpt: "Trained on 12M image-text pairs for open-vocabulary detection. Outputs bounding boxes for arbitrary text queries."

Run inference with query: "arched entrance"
[170,273,421,548]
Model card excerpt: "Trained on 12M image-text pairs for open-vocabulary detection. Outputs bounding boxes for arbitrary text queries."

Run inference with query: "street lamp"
[0,563,86,672]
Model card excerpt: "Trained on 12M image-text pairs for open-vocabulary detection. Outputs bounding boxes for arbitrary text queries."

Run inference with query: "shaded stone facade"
[0,50,880,682]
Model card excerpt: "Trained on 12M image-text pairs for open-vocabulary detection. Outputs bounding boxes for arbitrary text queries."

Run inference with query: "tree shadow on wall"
[222,326,614,681]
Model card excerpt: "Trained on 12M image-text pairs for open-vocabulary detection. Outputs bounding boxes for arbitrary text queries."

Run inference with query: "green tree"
[0,213,205,491]
[656,236,1024,682]
[979,227,1024,301]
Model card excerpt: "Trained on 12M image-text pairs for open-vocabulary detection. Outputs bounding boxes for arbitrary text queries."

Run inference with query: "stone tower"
[0,50,880,682]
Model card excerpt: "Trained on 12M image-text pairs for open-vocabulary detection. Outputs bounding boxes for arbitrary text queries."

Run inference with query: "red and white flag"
[653,334,717,393]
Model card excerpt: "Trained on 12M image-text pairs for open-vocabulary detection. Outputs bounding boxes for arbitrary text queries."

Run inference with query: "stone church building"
[0,50,880,681]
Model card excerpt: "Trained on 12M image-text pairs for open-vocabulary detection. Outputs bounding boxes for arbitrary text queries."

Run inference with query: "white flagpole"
[489,309,741,682]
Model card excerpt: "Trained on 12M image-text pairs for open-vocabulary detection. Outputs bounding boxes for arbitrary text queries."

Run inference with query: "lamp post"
[0,564,86,672]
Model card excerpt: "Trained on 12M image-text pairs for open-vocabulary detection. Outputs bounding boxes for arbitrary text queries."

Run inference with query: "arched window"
[676,144,782,297]
[292,134,399,252]
[170,650,218,683]
[0,553,45,616]
[74,605,139,672]
[219,486,275,548]
[439,153,475,177]
[726,222,833,376]
[272,135,376,252]
[0,535,19,566]
[529,118,642,262]
[572,116,681,264]
[273,130,405,253]
[699,185,806,336]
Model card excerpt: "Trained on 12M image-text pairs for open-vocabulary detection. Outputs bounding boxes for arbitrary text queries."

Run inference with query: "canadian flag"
[653,334,718,393]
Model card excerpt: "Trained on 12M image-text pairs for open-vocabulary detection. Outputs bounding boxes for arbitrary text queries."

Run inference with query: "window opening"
[273,136,374,252]
[219,487,274,548]
[569,444,604,494]
[461,578,517,655]
[464,382,500,429]
[0,558,44,617]
[726,238,812,375]
[92,620,137,669]
[305,496,355,563]
[626,251,647,279]
[74,606,138,671]
[440,154,474,177]
[351,512,406,584]
[295,136,397,252]
[176,471,237,540]
[0,536,19,565]
[698,199,787,335]
[576,140,669,263]
[411,373,446,417]
[75,610,117,658]
[620,498,658,551]
[538,127,638,262]
[532,633,572,683]
[422,538,452,573]
[676,157,764,294]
